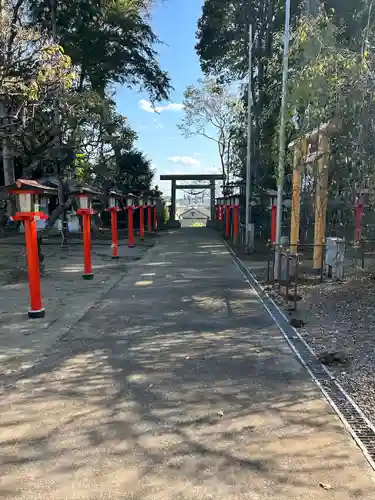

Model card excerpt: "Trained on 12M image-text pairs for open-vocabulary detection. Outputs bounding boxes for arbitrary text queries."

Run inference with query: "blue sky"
[115,0,220,196]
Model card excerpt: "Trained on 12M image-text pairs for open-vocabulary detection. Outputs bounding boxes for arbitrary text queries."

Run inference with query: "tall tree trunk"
[0,103,15,215]
[0,1,16,214]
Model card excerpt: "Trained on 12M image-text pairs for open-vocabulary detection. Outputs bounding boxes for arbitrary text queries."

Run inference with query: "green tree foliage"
[196,0,301,191]
[196,0,375,211]
[28,0,172,99]
[288,7,375,207]
[0,0,171,195]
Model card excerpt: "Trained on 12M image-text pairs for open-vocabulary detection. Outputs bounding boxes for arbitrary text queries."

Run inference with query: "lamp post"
[7,180,56,318]
[126,193,136,248]
[74,190,96,279]
[138,195,145,240]
[106,191,122,259]
[147,197,153,233]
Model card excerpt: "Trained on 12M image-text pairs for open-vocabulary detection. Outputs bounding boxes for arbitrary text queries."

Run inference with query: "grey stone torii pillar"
[160,174,225,222]
[210,179,216,221]
[171,179,176,221]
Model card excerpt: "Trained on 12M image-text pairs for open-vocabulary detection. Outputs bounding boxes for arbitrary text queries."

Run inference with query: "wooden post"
[355,203,363,243]
[290,138,307,253]
[313,134,329,270]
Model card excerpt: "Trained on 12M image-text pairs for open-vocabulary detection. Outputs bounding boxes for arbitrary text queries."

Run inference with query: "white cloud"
[193,152,201,157]
[168,156,201,167]
[139,99,184,113]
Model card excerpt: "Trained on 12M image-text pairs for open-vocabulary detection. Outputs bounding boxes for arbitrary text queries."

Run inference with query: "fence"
[256,239,375,311]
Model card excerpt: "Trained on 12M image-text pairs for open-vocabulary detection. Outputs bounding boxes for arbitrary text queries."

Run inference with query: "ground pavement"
[1,228,374,499]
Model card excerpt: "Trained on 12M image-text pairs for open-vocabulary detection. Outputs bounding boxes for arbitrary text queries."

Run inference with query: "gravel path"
[297,273,375,427]
[242,249,375,428]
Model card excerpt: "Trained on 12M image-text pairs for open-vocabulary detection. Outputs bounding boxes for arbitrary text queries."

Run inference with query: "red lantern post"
[75,193,96,279]
[106,191,122,259]
[126,194,136,248]
[138,196,145,241]
[233,195,240,244]
[4,180,57,318]
[219,198,224,222]
[225,198,230,238]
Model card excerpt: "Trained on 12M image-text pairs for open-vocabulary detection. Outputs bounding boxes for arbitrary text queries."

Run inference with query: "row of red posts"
[215,190,364,247]
[214,195,240,243]
[70,190,157,281]
[2,180,158,319]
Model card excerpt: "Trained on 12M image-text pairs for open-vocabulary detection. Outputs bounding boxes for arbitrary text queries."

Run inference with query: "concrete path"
[1,228,374,499]
[0,239,151,384]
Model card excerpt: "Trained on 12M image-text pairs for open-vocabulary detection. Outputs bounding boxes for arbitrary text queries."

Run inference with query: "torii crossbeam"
[160,174,225,221]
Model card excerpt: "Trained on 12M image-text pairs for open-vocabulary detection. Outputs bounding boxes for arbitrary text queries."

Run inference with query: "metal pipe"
[245,24,253,251]
[274,0,291,279]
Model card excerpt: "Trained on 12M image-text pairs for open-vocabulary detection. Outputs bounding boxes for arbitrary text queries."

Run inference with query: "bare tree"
[178,78,243,184]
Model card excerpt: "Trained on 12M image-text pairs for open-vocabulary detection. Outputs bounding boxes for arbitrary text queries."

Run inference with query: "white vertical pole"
[245,24,253,250]
[275,0,291,277]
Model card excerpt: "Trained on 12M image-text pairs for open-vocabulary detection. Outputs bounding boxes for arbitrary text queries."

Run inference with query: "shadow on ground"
[0,229,373,499]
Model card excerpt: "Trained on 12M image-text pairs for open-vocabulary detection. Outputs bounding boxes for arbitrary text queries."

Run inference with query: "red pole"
[153,205,157,230]
[111,210,119,259]
[147,205,152,232]
[233,204,239,243]
[271,204,277,244]
[139,206,145,240]
[128,206,135,247]
[24,218,45,318]
[225,205,230,238]
[355,203,363,242]
[82,213,93,279]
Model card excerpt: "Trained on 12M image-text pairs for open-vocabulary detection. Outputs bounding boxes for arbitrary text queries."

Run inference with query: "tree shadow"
[0,229,373,499]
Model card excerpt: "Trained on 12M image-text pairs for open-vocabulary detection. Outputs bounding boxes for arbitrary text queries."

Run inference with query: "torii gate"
[160,174,225,222]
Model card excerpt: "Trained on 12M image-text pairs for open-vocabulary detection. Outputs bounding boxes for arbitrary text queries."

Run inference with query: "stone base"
[28,308,45,319]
